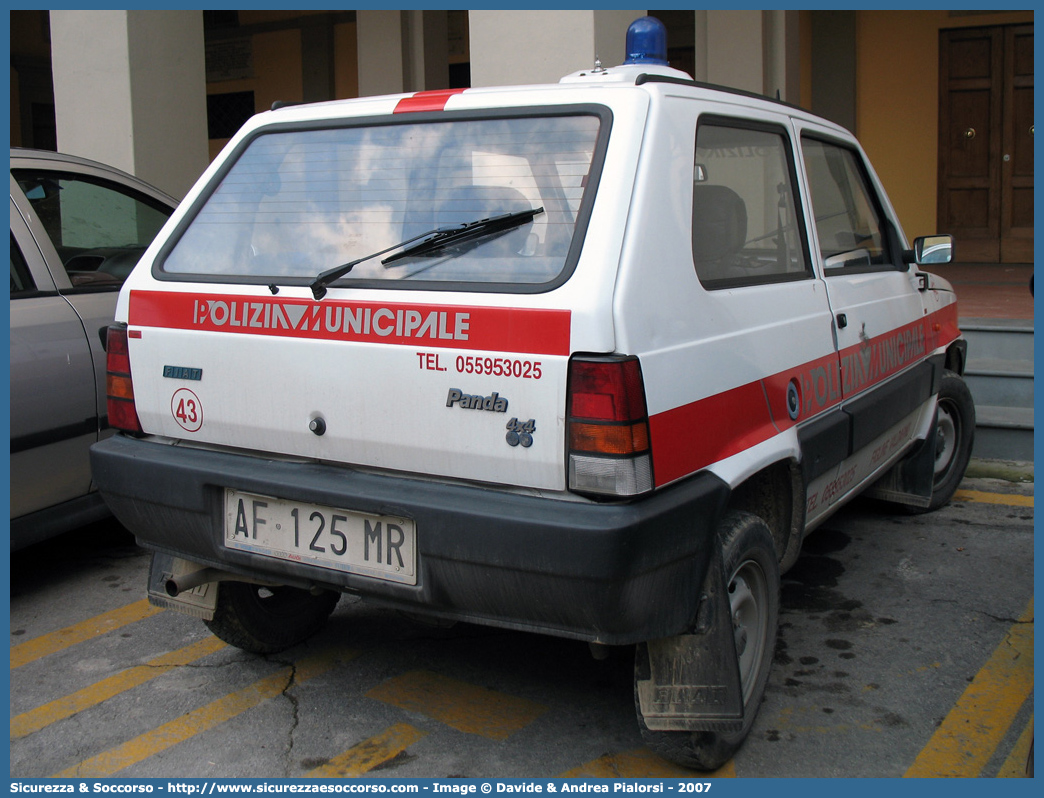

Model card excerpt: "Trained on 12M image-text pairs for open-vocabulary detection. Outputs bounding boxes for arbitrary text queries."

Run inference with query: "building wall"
[854,9,1033,240]
[334,22,360,100]
[205,11,358,161]
[11,68,21,146]
[206,28,302,161]
[9,10,51,149]
[18,9,1035,249]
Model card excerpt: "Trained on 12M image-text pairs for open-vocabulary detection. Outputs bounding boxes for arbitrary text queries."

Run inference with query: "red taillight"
[105,325,142,434]
[567,356,653,497]
[568,358,647,422]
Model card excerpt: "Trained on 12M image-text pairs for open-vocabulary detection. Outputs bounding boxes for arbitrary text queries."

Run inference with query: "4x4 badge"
[506,417,535,448]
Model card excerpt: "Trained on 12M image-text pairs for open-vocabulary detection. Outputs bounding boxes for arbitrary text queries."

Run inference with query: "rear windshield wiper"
[381,207,543,266]
[309,207,542,300]
[311,225,454,299]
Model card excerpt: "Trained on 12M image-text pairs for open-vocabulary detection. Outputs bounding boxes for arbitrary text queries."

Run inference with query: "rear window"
[159,109,608,291]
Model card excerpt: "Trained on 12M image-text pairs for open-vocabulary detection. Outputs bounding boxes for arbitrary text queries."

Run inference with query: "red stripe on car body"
[649,305,961,486]
[127,290,571,356]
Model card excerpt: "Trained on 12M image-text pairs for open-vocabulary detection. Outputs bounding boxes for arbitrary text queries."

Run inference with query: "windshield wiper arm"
[381,207,543,266]
[309,207,543,300]
[310,224,464,299]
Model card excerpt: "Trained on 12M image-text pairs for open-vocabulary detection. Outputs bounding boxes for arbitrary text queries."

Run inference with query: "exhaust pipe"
[165,567,222,597]
[165,567,280,597]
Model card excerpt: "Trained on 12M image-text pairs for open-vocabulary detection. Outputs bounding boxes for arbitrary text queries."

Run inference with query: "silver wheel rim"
[729,559,769,704]
[933,400,959,483]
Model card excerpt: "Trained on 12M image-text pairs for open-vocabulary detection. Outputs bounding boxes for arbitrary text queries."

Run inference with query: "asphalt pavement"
[8,461,1034,779]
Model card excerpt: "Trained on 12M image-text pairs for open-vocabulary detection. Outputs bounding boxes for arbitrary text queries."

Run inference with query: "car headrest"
[692,184,747,262]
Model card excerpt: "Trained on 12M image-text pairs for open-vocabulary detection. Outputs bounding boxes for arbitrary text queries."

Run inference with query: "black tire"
[204,582,340,654]
[636,511,780,770]
[921,370,975,513]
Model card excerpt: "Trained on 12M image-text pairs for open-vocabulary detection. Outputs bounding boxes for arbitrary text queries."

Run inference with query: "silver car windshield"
[161,113,603,287]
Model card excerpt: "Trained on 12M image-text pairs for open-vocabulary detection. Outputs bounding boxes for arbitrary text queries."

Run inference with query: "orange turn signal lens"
[569,421,650,455]
[106,374,135,401]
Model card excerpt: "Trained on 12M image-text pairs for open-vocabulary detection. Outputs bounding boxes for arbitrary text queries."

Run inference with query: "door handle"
[836,313,848,329]
[964,127,976,140]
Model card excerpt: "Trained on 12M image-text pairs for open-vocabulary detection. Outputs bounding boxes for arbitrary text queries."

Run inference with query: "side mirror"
[911,234,953,266]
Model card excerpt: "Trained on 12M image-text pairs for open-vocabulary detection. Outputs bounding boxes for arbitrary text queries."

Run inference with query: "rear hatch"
[121,98,617,493]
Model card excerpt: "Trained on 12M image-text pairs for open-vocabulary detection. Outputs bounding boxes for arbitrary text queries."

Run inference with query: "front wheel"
[636,511,780,770]
[922,370,975,512]
[204,582,340,654]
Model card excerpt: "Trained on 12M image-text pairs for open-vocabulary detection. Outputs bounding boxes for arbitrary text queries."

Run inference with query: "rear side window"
[691,119,811,289]
[160,110,608,291]
[12,170,171,287]
[801,136,895,273]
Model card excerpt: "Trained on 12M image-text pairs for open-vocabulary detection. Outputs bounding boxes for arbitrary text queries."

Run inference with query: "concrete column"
[358,10,447,96]
[402,10,449,93]
[50,10,208,199]
[469,10,645,88]
[764,10,801,104]
[357,10,406,97]
[694,10,802,101]
[702,10,764,94]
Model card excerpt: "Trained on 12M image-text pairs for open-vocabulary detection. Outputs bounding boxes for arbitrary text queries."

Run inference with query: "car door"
[9,197,98,520]
[10,159,174,443]
[9,157,174,536]
[796,126,936,524]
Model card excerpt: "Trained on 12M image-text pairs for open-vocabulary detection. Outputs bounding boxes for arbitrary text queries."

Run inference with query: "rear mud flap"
[635,542,744,732]
[147,552,218,621]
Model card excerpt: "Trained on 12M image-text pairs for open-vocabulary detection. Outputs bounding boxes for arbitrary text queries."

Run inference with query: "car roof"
[10,147,178,207]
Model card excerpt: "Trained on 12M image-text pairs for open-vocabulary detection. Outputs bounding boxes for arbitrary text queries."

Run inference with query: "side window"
[801,136,895,273]
[11,170,171,287]
[10,234,36,296]
[692,120,811,289]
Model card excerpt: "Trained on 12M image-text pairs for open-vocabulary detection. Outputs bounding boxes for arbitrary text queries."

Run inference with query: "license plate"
[223,489,416,585]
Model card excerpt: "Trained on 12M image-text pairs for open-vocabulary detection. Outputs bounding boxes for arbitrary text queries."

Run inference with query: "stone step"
[965,364,1034,410]
[958,319,1033,462]
[961,319,1034,363]
[972,405,1035,462]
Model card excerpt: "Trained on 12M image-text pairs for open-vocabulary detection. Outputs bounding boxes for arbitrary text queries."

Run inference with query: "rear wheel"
[637,511,780,770]
[204,582,339,654]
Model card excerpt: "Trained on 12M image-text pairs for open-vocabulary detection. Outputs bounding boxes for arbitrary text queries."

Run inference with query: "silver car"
[9,148,176,549]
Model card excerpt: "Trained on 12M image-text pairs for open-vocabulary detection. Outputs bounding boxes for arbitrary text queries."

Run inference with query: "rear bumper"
[90,435,729,644]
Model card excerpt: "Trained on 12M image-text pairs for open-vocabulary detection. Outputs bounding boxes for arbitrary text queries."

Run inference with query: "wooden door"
[938,24,1034,263]
[1001,26,1034,262]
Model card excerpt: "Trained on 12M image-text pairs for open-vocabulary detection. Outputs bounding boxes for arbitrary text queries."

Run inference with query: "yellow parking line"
[307,723,428,777]
[997,716,1034,778]
[11,599,164,669]
[366,670,547,740]
[52,648,354,778]
[952,489,1033,507]
[561,748,733,778]
[11,636,227,739]
[904,600,1034,777]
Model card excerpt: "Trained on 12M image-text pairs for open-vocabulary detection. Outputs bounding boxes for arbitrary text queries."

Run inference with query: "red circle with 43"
[171,388,203,432]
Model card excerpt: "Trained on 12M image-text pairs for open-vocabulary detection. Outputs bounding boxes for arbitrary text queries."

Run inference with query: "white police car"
[91,18,973,769]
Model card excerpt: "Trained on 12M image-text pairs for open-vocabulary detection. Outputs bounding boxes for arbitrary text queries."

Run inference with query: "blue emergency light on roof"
[623,16,668,66]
